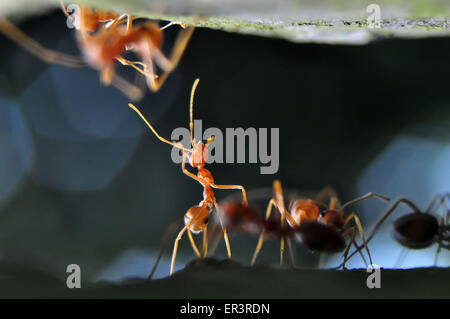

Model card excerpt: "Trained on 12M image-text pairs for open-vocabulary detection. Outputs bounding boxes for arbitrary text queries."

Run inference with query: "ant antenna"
[128,103,190,153]
[190,78,200,146]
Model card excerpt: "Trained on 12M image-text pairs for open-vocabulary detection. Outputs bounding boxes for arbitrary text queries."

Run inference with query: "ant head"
[393,212,439,249]
[319,209,345,230]
[189,141,207,167]
[189,136,214,168]
[290,199,320,225]
[184,205,210,234]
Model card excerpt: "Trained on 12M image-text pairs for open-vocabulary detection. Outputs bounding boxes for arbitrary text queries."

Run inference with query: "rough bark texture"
[1,0,450,44]
[1,259,449,298]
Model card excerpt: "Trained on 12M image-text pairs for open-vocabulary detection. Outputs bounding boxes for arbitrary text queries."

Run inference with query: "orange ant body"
[247,180,390,267]
[129,78,248,275]
[0,3,194,99]
[343,194,450,267]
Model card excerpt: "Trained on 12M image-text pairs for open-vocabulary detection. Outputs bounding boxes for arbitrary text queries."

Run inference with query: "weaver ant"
[0,3,194,99]
[129,78,248,275]
[246,180,390,267]
[342,193,450,267]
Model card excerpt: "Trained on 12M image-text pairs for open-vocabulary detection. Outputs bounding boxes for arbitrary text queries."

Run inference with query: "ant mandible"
[129,78,248,275]
[250,180,390,267]
[342,193,450,267]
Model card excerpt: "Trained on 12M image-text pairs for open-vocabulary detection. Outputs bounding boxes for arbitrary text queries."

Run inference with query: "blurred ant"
[249,180,390,267]
[129,78,248,275]
[0,3,194,100]
[342,193,450,267]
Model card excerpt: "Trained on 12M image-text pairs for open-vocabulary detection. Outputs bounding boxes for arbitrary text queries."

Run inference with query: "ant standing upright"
[129,78,248,275]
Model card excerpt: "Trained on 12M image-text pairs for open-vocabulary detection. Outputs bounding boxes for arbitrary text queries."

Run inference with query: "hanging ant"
[342,193,450,267]
[247,180,390,267]
[0,3,194,100]
[129,78,248,275]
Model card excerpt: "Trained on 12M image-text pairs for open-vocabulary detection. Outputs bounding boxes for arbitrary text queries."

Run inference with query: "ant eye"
[320,211,326,217]
[203,218,209,224]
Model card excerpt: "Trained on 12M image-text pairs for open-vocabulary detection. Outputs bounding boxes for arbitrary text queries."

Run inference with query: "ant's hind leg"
[341,192,391,211]
[251,199,276,266]
[146,26,195,92]
[341,227,357,269]
[170,225,188,275]
[187,229,202,258]
[337,197,422,268]
[0,19,86,68]
[315,186,342,209]
[344,213,373,265]
[213,200,232,258]
[211,183,248,206]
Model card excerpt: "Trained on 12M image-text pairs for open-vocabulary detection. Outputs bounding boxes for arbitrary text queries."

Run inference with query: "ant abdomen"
[393,212,439,249]
[184,205,210,234]
[296,222,346,253]
[222,201,264,234]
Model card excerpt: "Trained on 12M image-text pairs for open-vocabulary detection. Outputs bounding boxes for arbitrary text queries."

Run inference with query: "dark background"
[0,10,449,282]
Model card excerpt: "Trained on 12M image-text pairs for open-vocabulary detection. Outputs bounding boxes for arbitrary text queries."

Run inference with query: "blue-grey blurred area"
[0,10,449,283]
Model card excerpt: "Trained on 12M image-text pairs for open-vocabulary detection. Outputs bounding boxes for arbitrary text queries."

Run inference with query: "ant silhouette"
[341,193,450,267]
[248,180,390,267]
[129,78,248,275]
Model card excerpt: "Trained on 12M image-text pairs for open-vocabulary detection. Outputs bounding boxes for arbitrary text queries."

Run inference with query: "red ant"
[342,193,450,267]
[239,180,390,267]
[0,3,194,100]
[129,78,248,275]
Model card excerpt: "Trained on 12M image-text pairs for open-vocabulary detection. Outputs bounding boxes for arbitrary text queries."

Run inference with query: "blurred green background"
[0,10,449,284]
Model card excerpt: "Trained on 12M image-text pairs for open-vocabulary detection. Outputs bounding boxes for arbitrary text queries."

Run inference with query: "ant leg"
[143,26,195,92]
[160,21,187,31]
[394,248,409,268]
[202,226,208,257]
[170,210,205,275]
[110,73,145,101]
[213,200,232,258]
[211,184,248,206]
[148,219,183,280]
[116,57,158,78]
[315,186,342,209]
[339,197,420,267]
[341,227,357,269]
[170,225,188,275]
[344,213,373,265]
[251,198,276,265]
[0,19,86,68]
[341,192,391,211]
[207,228,223,257]
[187,229,202,257]
[286,237,296,268]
